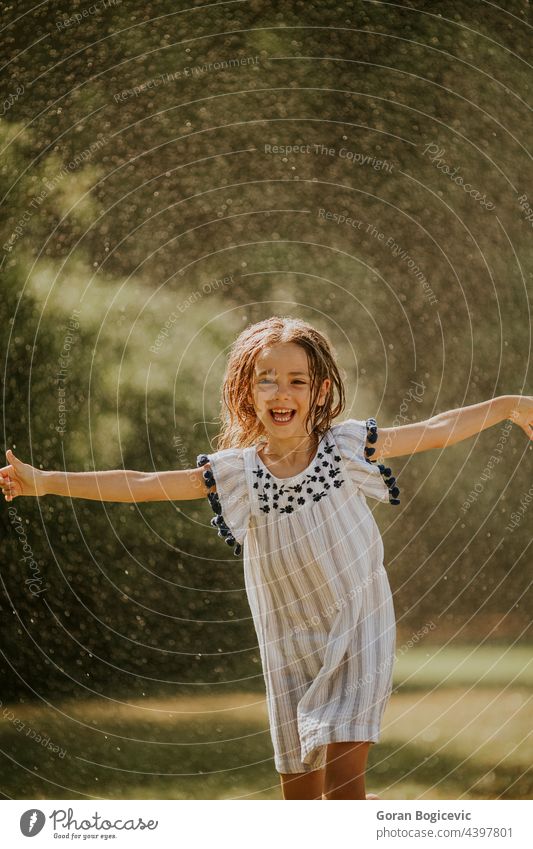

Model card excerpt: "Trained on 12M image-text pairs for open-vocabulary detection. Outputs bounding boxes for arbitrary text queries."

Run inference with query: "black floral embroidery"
[363,417,401,505]
[196,454,242,556]
[252,438,345,514]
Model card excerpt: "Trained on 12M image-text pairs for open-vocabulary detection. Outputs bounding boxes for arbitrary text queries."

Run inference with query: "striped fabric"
[202,419,398,774]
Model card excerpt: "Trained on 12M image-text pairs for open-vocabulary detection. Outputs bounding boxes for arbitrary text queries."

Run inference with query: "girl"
[1,316,532,801]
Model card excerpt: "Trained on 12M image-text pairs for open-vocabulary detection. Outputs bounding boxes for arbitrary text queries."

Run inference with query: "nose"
[273,380,292,399]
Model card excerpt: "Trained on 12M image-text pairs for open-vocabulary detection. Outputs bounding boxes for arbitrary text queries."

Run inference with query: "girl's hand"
[508,396,533,439]
[0,449,44,501]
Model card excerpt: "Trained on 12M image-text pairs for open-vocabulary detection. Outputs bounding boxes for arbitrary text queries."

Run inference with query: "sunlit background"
[1,0,531,800]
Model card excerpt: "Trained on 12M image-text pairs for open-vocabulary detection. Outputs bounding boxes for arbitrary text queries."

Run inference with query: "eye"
[257,378,306,384]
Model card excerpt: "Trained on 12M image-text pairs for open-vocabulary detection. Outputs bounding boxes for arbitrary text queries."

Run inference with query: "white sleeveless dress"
[197,418,400,774]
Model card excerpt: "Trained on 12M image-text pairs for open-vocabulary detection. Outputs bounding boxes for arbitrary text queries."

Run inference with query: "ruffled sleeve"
[332,417,401,505]
[196,447,250,555]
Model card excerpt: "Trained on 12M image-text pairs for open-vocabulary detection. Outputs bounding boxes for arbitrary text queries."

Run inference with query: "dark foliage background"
[1,0,531,710]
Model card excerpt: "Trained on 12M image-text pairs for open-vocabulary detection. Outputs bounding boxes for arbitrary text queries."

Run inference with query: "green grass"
[393,645,533,690]
[1,646,531,800]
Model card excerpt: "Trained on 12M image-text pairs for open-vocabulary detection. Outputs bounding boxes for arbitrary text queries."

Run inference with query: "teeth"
[271,408,294,421]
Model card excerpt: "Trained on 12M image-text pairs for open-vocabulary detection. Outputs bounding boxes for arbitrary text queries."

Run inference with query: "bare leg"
[323,741,374,800]
[280,767,325,800]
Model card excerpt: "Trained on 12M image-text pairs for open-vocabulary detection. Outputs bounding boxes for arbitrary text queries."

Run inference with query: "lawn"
[1,646,531,799]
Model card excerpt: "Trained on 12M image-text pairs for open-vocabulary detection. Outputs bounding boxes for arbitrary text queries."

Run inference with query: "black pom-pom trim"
[364,418,401,505]
[196,454,242,556]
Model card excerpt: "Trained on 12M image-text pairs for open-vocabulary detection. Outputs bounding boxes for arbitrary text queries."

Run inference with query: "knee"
[282,790,323,802]
[282,782,323,800]
[324,741,370,799]
[280,768,324,800]
[324,767,366,800]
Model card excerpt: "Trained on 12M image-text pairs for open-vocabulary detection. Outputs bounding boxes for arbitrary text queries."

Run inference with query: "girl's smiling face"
[250,342,331,437]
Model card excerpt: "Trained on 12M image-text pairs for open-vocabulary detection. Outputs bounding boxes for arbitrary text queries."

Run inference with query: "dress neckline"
[254,430,330,482]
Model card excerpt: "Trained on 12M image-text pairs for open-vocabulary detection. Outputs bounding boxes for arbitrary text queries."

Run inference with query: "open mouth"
[269,408,296,423]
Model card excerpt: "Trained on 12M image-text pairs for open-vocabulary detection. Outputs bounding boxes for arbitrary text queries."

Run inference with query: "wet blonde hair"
[215,316,346,449]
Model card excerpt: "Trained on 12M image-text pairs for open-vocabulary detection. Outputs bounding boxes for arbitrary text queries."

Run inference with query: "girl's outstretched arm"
[374,395,533,460]
[0,448,211,503]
